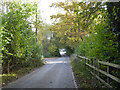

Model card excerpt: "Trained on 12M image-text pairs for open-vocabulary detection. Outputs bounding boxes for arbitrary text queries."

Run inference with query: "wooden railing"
[77,55,120,88]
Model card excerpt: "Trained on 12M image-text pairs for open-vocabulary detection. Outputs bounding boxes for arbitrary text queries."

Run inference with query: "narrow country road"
[4,57,76,88]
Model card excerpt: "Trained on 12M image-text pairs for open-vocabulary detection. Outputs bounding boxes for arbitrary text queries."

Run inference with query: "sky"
[2,0,66,24]
[3,0,117,24]
[38,0,66,24]
[37,0,119,24]
[23,0,66,24]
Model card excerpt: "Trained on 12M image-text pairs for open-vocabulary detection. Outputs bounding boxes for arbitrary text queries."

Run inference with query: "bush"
[65,46,74,56]
[1,1,43,74]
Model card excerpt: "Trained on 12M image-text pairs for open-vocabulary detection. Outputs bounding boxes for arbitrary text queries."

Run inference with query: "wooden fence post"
[98,59,100,77]
[93,58,95,74]
[91,58,93,73]
[77,55,120,88]
[107,61,110,85]
[88,59,89,69]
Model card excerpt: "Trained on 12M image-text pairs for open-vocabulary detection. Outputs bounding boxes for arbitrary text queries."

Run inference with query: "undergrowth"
[70,54,104,88]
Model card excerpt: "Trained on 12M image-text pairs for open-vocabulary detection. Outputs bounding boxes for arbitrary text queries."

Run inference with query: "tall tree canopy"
[1,1,43,74]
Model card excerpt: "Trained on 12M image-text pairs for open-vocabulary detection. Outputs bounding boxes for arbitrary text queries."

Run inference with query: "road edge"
[69,57,78,89]
[71,66,78,89]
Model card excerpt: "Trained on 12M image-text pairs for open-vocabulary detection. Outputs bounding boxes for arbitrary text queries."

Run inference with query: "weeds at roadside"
[70,54,104,88]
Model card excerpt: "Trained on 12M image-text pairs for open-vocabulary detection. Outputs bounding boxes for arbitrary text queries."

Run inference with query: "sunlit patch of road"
[46,60,68,64]
[45,57,69,64]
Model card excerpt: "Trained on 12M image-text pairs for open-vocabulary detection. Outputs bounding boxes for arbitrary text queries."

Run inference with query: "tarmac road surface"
[4,57,76,88]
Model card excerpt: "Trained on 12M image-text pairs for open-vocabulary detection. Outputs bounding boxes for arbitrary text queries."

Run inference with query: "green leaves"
[2,1,43,73]
[73,2,119,62]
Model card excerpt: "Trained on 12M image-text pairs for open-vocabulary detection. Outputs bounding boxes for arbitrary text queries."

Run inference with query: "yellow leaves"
[64,30,69,35]
[59,2,65,6]
[59,38,65,44]
[50,15,57,19]
[67,37,71,40]
[48,44,57,54]
[56,13,64,18]
[2,73,17,77]
[49,1,90,48]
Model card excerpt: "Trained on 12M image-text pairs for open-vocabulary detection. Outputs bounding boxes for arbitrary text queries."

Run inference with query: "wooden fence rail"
[77,55,120,88]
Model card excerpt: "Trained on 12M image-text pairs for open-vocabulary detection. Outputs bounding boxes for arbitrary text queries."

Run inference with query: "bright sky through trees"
[2,0,66,24]
[23,0,66,24]
[38,0,66,24]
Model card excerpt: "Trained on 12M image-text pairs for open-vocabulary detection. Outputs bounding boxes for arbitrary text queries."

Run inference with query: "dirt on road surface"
[3,57,76,88]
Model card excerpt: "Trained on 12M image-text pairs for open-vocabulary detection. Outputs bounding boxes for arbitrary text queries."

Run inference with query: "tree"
[106,2,120,60]
[1,1,43,74]
[50,1,88,49]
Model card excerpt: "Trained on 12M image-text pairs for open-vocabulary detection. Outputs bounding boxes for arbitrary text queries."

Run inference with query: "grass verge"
[70,54,105,88]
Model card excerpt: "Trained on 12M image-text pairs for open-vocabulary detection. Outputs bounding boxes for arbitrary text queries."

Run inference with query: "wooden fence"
[77,55,120,88]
